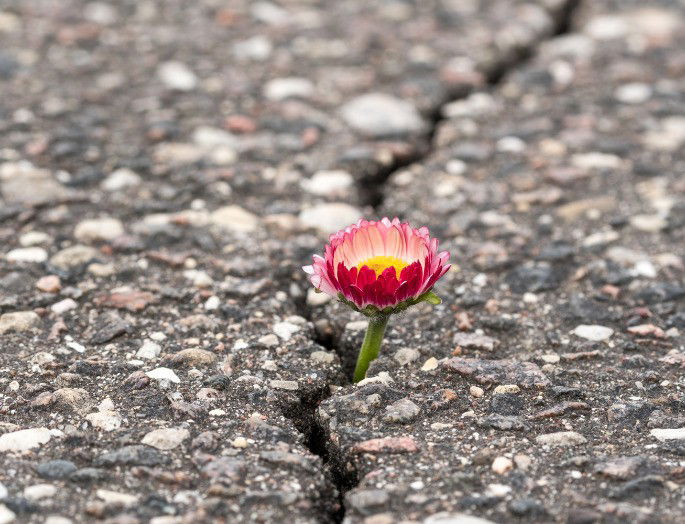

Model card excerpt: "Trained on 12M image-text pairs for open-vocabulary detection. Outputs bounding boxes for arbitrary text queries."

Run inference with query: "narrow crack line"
[290,3,583,521]
[358,0,582,213]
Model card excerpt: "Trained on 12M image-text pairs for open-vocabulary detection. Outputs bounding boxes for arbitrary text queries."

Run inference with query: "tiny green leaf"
[423,291,442,305]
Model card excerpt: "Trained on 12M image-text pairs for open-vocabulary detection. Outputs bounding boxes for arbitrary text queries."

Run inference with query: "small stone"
[74,217,124,243]
[571,324,613,341]
[19,231,50,246]
[24,483,57,501]
[514,454,532,471]
[210,205,260,233]
[443,92,497,118]
[630,214,667,232]
[393,348,420,366]
[136,340,162,360]
[351,436,419,454]
[51,298,77,315]
[492,456,514,474]
[30,352,55,366]
[153,143,204,165]
[571,152,621,170]
[101,168,141,191]
[383,398,420,423]
[158,61,197,91]
[421,357,439,371]
[508,499,546,518]
[273,321,301,341]
[347,489,389,511]
[204,296,220,310]
[535,431,587,447]
[506,263,560,293]
[0,311,40,335]
[340,93,426,137]
[233,35,272,61]
[298,203,362,234]
[96,489,139,507]
[494,384,521,394]
[65,340,84,353]
[301,170,353,196]
[36,275,61,293]
[141,427,190,450]
[50,245,99,270]
[98,398,114,411]
[6,247,47,263]
[88,263,115,277]
[90,312,131,344]
[490,393,524,416]
[583,230,619,248]
[454,332,499,352]
[94,290,154,311]
[633,260,657,278]
[146,367,180,384]
[167,348,217,367]
[52,388,93,414]
[627,324,665,338]
[650,428,685,441]
[95,445,168,467]
[44,517,71,524]
[310,351,335,364]
[541,353,560,364]
[594,456,644,480]
[85,411,122,432]
[259,334,279,346]
[183,270,213,288]
[0,505,15,524]
[0,162,69,206]
[232,437,248,448]
[556,197,616,221]
[192,126,237,147]
[644,117,685,151]
[345,320,367,332]
[263,77,314,101]
[269,380,299,391]
[0,427,51,452]
[615,83,652,104]
[306,288,331,306]
[36,459,77,479]
[470,386,484,398]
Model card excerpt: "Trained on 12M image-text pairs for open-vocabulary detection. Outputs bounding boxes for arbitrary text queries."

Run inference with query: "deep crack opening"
[280,386,357,524]
[291,2,582,521]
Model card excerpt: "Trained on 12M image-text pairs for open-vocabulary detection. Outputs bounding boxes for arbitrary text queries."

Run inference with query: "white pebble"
[146,367,180,384]
[571,324,614,341]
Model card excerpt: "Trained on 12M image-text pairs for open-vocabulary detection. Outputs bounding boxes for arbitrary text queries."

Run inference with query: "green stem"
[353,314,390,383]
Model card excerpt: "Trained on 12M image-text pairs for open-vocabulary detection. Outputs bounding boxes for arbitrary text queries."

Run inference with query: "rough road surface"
[1,0,684,522]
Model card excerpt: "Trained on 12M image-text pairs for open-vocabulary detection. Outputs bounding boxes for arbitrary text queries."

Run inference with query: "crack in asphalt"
[357,0,581,214]
[288,2,582,521]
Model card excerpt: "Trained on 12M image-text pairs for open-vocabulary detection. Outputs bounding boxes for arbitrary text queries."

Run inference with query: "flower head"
[303,217,451,316]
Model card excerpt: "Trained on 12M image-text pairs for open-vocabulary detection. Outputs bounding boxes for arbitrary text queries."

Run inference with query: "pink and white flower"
[303,217,451,314]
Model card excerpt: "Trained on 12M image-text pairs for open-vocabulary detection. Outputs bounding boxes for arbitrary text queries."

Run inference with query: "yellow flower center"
[357,255,408,277]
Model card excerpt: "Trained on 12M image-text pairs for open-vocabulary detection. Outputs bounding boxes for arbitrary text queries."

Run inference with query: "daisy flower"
[304,217,450,381]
